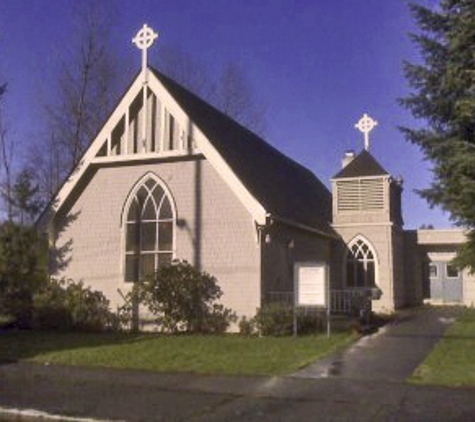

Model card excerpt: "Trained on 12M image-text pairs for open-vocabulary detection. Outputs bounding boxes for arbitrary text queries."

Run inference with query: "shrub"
[129,261,236,333]
[297,309,324,335]
[252,304,325,336]
[33,278,117,331]
[32,278,72,330]
[254,303,294,336]
[238,316,257,336]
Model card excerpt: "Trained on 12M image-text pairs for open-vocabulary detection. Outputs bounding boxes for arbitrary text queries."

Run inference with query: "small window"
[428,264,438,278]
[446,264,460,278]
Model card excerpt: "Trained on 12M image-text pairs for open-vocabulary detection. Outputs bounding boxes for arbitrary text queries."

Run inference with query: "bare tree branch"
[33,1,121,203]
[0,84,15,220]
[157,52,267,136]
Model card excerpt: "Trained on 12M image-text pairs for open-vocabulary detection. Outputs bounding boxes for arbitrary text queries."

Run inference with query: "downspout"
[255,220,269,307]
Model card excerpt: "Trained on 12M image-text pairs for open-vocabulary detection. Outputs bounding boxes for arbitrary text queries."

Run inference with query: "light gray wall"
[391,227,406,308]
[53,157,261,318]
[261,222,332,304]
[402,231,423,306]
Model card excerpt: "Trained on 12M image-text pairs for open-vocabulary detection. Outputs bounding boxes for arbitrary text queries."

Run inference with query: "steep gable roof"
[333,149,389,179]
[39,68,333,237]
[152,69,333,235]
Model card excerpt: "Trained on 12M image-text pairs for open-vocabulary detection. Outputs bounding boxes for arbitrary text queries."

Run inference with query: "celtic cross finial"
[355,113,378,151]
[132,24,159,72]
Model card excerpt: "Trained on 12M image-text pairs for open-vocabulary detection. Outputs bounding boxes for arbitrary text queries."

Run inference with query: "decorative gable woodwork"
[93,87,196,163]
[40,69,267,227]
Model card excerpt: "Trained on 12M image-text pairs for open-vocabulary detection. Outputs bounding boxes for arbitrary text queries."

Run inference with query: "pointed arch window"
[346,238,376,288]
[124,176,175,282]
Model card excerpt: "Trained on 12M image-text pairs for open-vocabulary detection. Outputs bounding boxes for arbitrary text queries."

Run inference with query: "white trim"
[119,172,177,284]
[294,261,328,307]
[91,149,199,165]
[332,222,393,228]
[124,107,130,155]
[50,74,145,214]
[330,174,390,182]
[120,171,177,228]
[445,263,460,279]
[428,263,438,279]
[142,85,147,152]
[45,69,267,227]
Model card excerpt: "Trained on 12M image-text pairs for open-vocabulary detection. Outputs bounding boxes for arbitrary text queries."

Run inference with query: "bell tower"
[331,115,405,312]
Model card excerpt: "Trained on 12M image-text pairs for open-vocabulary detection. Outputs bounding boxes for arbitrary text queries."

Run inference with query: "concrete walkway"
[293,306,460,381]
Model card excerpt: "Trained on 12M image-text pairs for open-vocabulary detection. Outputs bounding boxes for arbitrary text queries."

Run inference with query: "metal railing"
[267,289,369,314]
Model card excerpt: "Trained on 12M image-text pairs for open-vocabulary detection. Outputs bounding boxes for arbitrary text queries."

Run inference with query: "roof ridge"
[151,67,322,182]
[152,67,332,233]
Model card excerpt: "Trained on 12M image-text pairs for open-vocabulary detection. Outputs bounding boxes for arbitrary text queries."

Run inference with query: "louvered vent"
[337,178,385,211]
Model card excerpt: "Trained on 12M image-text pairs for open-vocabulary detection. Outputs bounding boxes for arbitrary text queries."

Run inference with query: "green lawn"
[0,331,354,376]
[410,310,475,386]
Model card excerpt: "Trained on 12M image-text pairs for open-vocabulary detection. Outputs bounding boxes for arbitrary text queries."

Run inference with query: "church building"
[38,26,475,320]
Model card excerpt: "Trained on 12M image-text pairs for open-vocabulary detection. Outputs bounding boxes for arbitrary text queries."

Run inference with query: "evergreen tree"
[0,222,46,328]
[8,169,43,225]
[400,0,475,269]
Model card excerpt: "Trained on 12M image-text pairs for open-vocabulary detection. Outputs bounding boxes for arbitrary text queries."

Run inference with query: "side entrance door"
[428,261,463,303]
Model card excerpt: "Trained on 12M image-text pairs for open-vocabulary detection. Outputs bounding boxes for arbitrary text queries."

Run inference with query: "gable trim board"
[39,69,265,228]
[332,222,394,227]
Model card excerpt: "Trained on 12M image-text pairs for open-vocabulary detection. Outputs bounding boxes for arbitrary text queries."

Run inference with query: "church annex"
[38,26,475,318]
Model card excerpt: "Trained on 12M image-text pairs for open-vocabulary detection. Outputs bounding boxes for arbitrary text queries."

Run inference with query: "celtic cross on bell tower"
[132,24,159,73]
[355,113,378,151]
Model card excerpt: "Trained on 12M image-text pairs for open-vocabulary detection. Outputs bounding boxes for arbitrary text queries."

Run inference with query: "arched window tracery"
[346,238,376,288]
[124,175,175,282]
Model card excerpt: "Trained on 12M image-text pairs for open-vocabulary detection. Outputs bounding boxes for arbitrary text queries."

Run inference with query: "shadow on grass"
[0,329,148,365]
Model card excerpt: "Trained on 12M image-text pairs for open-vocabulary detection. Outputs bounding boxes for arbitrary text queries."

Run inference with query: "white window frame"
[445,263,460,279]
[121,172,177,282]
[344,235,379,288]
[428,263,438,279]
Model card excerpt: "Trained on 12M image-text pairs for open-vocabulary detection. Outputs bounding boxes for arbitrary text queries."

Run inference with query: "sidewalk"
[293,306,460,381]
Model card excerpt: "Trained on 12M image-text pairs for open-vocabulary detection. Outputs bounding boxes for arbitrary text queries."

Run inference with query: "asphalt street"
[1,362,475,421]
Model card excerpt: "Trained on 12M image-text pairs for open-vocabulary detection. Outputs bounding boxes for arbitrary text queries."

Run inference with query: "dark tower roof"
[333,149,389,179]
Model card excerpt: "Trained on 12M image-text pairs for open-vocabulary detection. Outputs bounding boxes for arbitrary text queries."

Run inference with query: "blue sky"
[0,0,451,228]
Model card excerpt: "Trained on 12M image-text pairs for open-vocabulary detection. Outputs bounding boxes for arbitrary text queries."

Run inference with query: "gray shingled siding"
[53,157,261,318]
[261,223,332,305]
[391,227,406,308]
[403,231,424,306]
